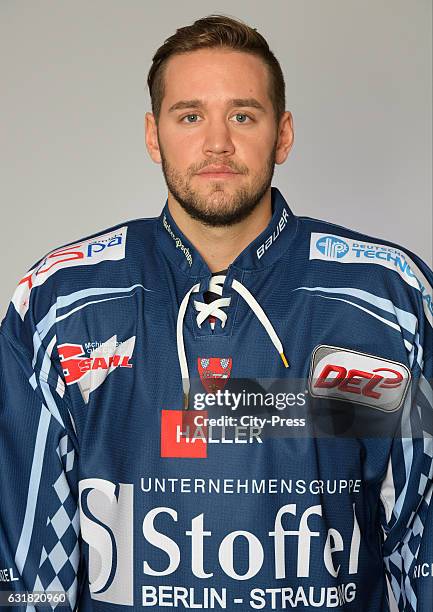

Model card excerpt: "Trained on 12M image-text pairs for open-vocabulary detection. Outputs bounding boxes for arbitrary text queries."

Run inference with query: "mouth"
[196,165,241,179]
[196,172,240,179]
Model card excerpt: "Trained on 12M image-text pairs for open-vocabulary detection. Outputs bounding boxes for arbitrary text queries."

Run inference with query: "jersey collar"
[155,186,298,278]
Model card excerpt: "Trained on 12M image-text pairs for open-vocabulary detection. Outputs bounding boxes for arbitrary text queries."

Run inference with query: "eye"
[180,114,201,123]
[231,113,253,124]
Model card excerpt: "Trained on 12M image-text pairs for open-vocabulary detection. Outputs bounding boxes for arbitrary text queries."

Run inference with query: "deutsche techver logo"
[316,236,349,259]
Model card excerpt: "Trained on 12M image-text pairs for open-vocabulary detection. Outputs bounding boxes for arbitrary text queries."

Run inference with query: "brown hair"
[147,14,286,124]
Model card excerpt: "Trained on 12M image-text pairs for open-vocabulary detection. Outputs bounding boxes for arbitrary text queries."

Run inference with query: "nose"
[202,118,235,156]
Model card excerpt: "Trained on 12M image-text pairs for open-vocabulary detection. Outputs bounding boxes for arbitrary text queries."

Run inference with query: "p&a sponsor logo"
[308,345,411,412]
[13,226,128,319]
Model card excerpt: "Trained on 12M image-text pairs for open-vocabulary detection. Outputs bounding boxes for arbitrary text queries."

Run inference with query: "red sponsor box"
[160,410,207,458]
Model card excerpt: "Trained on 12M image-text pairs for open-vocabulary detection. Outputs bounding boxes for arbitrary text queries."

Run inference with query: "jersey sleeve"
[0,279,82,610]
[380,251,433,611]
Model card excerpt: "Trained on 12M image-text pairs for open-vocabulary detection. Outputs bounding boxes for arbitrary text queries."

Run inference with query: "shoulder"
[297,213,431,278]
[26,215,157,271]
[297,213,425,260]
[6,215,158,323]
[296,214,433,331]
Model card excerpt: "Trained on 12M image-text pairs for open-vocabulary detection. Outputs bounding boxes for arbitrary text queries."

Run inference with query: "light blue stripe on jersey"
[32,285,149,369]
[56,293,140,324]
[14,406,51,575]
[295,291,411,352]
[293,286,418,335]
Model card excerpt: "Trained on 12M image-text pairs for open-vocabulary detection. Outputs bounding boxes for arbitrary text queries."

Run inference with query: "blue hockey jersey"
[0,186,432,611]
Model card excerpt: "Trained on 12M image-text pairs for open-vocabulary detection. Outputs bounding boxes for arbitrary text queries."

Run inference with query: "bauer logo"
[256,207,289,259]
[78,478,134,605]
[315,235,349,259]
[308,345,411,412]
[58,334,135,403]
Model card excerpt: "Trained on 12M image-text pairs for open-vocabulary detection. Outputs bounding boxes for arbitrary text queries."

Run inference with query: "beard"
[159,140,277,228]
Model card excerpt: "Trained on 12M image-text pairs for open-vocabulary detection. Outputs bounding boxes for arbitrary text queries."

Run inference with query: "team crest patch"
[308,345,411,412]
[198,357,232,393]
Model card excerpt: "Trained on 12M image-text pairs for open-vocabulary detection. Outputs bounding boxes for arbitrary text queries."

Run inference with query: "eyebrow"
[167,98,267,113]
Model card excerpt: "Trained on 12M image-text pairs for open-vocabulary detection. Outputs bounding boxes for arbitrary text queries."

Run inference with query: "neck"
[167,188,272,273]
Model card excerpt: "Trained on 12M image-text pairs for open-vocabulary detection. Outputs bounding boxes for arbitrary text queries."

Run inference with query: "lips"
[197,165,239,175]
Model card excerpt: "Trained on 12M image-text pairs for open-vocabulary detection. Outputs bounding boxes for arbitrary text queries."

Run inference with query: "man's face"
[147,48,290,227]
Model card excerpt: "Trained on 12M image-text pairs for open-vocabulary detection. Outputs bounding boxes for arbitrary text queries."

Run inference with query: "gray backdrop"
[1,2,430,607]
[1,0,432,322]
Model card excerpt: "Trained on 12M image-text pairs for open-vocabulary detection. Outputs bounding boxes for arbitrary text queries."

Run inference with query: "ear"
[275,111,294,165]
[145,112,162,164]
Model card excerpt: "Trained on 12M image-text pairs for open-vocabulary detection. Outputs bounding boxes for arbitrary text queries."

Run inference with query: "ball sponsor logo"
[58,334,135,403]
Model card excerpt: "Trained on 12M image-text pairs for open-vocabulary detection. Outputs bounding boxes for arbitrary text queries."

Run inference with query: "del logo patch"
[198,357,232,393]
[308,345,411,412]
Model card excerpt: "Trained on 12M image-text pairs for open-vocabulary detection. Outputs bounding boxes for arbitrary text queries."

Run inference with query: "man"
[0,14,432,611]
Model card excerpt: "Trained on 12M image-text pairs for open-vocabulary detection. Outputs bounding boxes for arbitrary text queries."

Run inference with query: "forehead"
[161,48,271,109]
